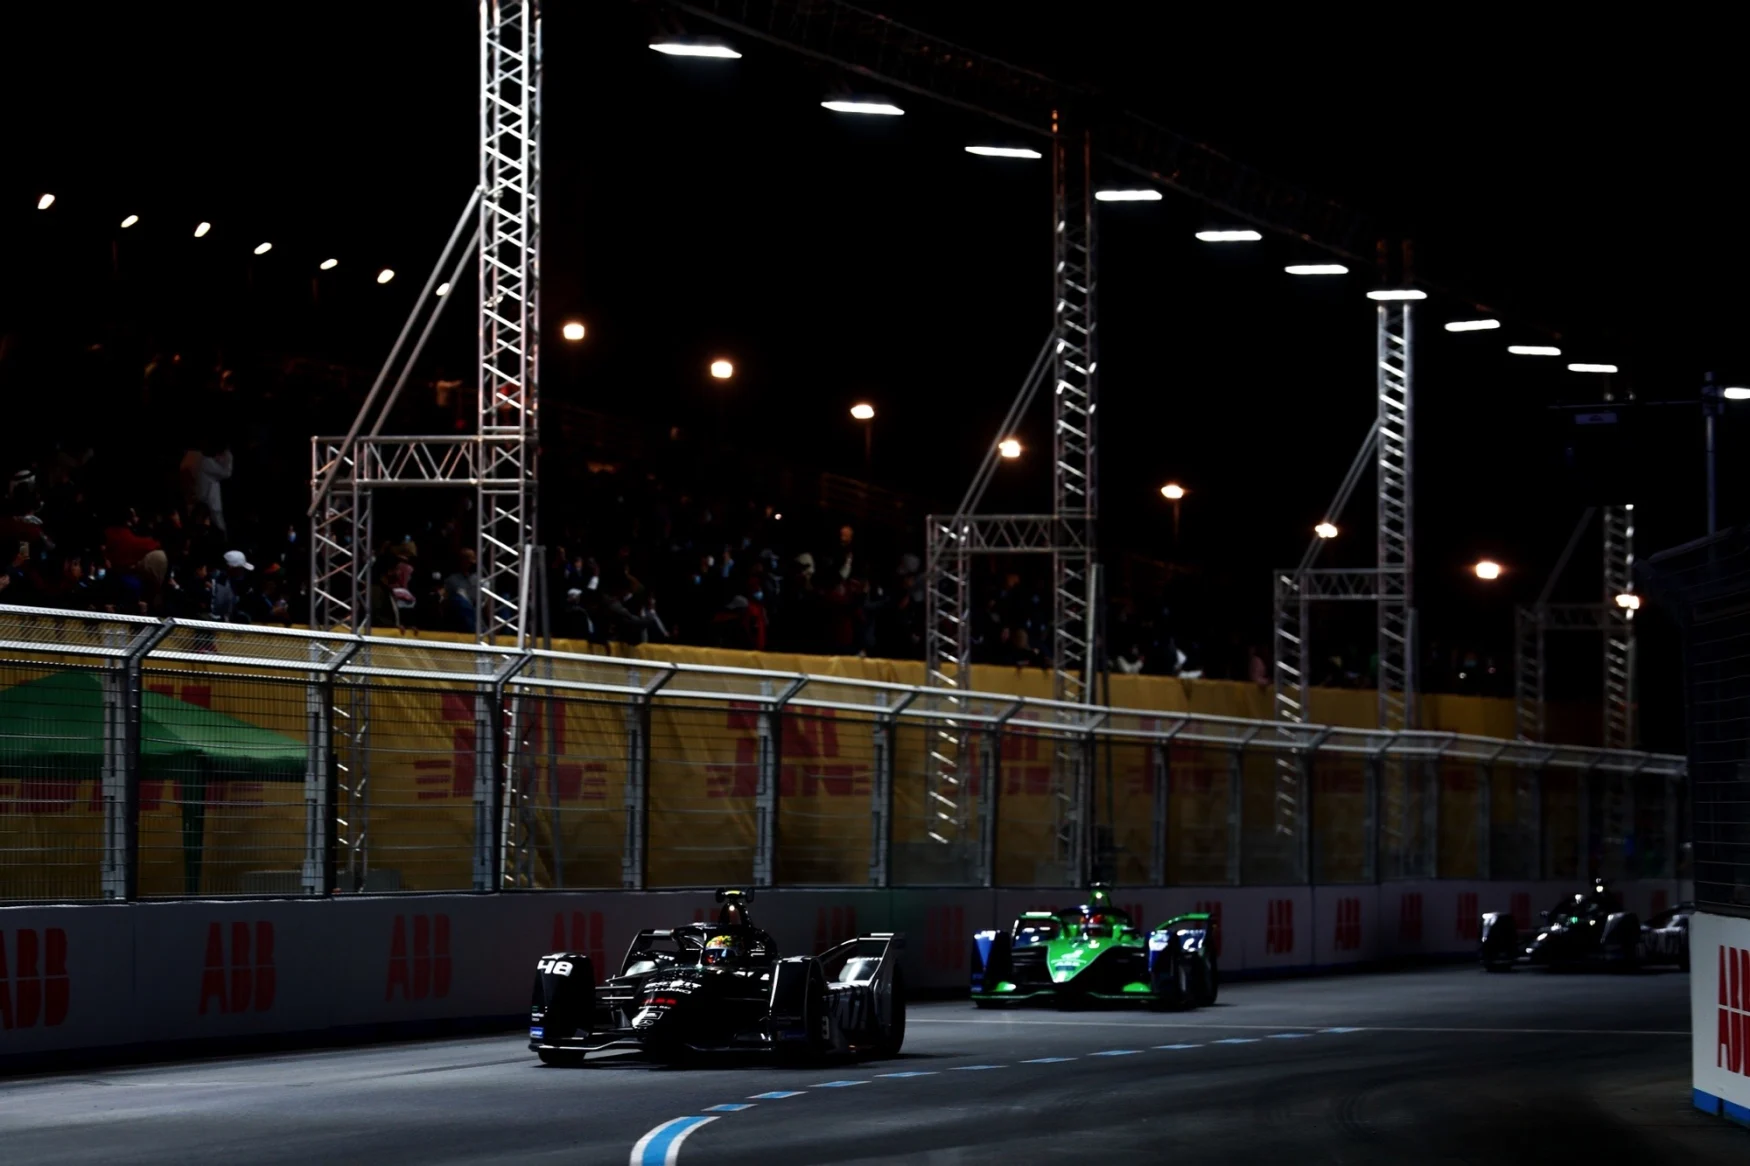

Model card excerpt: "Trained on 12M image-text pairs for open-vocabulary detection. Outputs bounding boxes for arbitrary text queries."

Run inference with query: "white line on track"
[909,1018,1686,1037]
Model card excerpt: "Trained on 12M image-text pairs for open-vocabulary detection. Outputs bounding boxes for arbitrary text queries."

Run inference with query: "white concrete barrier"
[0,878,1684,1065]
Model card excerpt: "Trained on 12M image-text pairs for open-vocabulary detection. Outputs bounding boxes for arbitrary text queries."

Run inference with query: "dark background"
[2,2,1741,748]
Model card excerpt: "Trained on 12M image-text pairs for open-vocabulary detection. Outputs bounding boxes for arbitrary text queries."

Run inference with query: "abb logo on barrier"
[1398,893,1424,943]
[386,914,452,1001]
[1265,900,1295,955]
[925,906,965,972]
[199,922,276,1015]
[1332,897,1363,952]
[1193,900,1222,958]
[1,928,70,1030]
[1510,892,1532,924]
[1455,892,1481,942]
[550,911,605,981]
[815,907,858,953]
[1718,946,1750,1074]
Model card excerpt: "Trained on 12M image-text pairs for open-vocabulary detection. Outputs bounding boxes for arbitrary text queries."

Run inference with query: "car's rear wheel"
[537,1049,586,1068]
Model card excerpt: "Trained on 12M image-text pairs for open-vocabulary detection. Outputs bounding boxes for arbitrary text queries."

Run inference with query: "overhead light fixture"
[319,258,339,271]
[1567,363,1618,374]
[1724,387,1750,401]
[1314,521,1339,540]
[193,221,212,238]
[1366,289,1427,301]
[850,402,875,421]
[1474,559,1503,581]
[253,242,273,256]
[120,214,139,229]
[821,99,904,116]
[1285,264,1348,275]
[965,145,1042,159]
[1615,592,1641,611]
[1160,483,1186,501]
[1444,319,1500,332]
[376,268,395,284]
[37,193,55,210]
[648,39,741,58]
[710,358,735,379]
[436,282,452,297]
[1095,189,1163,202]
[998,438,1022,459]
[1195,229,1261,241]
[562,320,586,341]
[1508,345,1561,356]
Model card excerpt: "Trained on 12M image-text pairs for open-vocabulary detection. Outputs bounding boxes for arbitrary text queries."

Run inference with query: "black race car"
[1640,902,1693,970]
[528,889,905,1065]
[1479,880,1643,971]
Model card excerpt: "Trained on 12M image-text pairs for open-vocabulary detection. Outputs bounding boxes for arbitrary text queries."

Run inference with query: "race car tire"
[538,1049,586,1068]
[876,972,907,1058]
[1191,957,1218,1007]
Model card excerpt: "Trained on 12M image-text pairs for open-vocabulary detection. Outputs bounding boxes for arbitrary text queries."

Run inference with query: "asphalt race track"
[2,966,1742,1165]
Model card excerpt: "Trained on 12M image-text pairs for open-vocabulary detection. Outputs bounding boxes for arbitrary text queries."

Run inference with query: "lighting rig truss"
[1272,301,1416,880]
[1514,504,1637,748]
[307,0,542,891]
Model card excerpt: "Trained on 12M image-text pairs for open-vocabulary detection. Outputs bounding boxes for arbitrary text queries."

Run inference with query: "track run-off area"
[1,966,1741,1165]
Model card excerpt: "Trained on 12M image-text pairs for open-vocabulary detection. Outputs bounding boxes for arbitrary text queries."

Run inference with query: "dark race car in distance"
[529,888,905,1065]
[1479,880,1645,971]
[1640,902,1693,970]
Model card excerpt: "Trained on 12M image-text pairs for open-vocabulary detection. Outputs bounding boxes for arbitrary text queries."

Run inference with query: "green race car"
[969,887,1218,1008]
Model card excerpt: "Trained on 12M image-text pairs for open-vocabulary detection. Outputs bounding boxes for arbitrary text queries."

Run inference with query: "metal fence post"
[1576,757,1596,881]
[306,640,360,896]
[1302,728,1333,884]
[1365,734,1392,885]
[102,621,170,901]
[1229,727,1259,886]
[868,691,914,889]
[1149,738,1171,886]
[1532,753,1549,880]
[979,701,1021,889]
[624,666,672,891]
[478,653,527,891]
[755,677,806,889]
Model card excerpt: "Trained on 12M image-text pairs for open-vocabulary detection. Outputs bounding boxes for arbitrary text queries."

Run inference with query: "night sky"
[2,3,1740,748]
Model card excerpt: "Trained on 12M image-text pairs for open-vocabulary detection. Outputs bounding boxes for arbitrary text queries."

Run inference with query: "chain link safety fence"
[1640,527,1750,913]
[0,607,1688,903]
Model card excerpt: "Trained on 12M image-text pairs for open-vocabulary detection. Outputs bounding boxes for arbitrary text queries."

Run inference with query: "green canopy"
[0,671,307,891]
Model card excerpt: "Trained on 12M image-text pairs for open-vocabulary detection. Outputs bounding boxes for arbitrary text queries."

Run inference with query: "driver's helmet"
[702,933,743,966]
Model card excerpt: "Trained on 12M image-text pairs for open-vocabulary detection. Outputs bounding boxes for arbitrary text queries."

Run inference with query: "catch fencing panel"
[887,717,979,887]
[1093,735,1155,888]
[1436,756,1480,880]
[776,706,875,885]
[1489,759,1540,881]
[508,690,631,889]
[993,720,1068,887]
[1542,768,1581,881]
[1166,742,1235,885]
[1239,743,1297,884]
[1312,749,1369,884]
[646,701,756,889]
[1638,528,1750,913]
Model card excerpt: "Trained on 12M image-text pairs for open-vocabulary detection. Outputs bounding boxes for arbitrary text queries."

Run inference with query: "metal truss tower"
[1512,505,1635,749]
[307,1,542,891]
[1270,303,1416,878]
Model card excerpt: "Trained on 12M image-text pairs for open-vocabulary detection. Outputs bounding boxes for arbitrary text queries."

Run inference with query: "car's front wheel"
[877,972,907,1057]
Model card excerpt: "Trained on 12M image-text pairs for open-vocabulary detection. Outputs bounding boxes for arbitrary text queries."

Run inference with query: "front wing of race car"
[528,932,905,1063]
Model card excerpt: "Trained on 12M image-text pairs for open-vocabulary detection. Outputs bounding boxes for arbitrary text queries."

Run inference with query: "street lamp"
[1444,319,1500,332]
[376,268,396,284]
[1094,189,1162,202]
[1615,592,1642,611]
[319,258,338,270]
[1160,483,1186,540]
[1314,521,1339,540]
[253,242,273,256]
[965,145,1041,159]
[648,37,741,58]
[710,358,735,380]
[1195,229,1261,242]
[851,402,875,473]
[37,194,55,210]
[1474,560,1503,581]
[1507,345,1561,356]
[120,214,139,229]
[822,97,904,116]
[998,438,1022,459]
[193,221,212,238]
[562,321,586,342]
[1285,264,1347,275]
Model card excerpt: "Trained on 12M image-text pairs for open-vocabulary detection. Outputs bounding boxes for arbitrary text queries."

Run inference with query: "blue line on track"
[951,1064,1005,1070]
[630,1115,718,1166]
[812,1080,869,1088]
[1320,1027,1364,1034]
[1023,1057,1078,1063]
[878,1071,939,1078]
[1213,1038,1260,1044]
[749,1091,805,1100]
[704,1104,755,1112]
[1155,1043,1202,1050]
[1267,1033,1313,1039]
[1090,1049,1142,1056]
